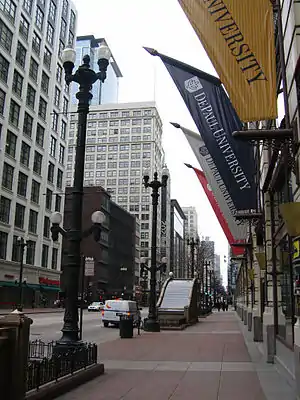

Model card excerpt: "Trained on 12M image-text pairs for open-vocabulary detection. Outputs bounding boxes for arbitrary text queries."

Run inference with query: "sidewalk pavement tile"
[218,371,266,400]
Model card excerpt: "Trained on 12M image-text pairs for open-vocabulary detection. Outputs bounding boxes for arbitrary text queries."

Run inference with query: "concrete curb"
[0,309,64,315]
[25,363,104,400]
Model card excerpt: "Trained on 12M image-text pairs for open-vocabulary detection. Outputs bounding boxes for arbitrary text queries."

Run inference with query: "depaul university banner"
[145,48,256,211]
[174,124,247,243]
[178,0,277,122]
[187,164,245,256]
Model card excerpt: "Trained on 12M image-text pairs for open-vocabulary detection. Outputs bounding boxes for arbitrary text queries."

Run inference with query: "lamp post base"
[144,318,160,332]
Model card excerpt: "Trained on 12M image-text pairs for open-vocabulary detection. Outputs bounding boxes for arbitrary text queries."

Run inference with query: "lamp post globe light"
[143,169,168,332]
[49,44,110,353]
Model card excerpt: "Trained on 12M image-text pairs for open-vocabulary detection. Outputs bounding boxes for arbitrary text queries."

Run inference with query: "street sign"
[85,257,94,276]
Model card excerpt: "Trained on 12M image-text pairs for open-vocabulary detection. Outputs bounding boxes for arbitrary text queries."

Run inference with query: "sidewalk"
[0,307,64,315]
[57,311,296,400]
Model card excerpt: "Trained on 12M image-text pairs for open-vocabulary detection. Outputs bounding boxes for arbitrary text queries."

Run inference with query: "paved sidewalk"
[57,312,296,400]
[0,307,64,315]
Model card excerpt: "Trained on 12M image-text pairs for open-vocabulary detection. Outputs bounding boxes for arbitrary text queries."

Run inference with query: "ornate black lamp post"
[16,237,27,312]
[49,42,110,352]
[187,238,199,278]
[143,169,168,332]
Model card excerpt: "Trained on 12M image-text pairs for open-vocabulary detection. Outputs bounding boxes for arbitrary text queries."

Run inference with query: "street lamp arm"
[50,225,67,241]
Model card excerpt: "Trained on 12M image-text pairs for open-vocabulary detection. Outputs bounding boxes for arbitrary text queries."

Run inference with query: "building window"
[33,151,42,175]
[31,179,40,203]
[0,231,8,259]
[47,162,54,183]
[0,55,9,85]
[43,216,50,237]
[28,209,38,233]
[49,1,56,21]
[23,0,33,14]
[54,86,60,107]
[35,6,44,30]
[38,97,47,120]
[56,63,62,84]
[9,99,20,127]
[26,240,35,265]
[0,0,17,22]
[55,194,61,211]
[41,244,49,267]
[36,123,44,147]
[62,97,68,115]
[60,18,67,40]
[2,162,13,190]
[0,87,5,114]
[50,136,56,158]
[26,84,36,109]
[16,42,26,68]
[0,196,10,223]
[61,120,66,140]
[58,144,65,164]
[62,0,69,17]
[0,18,13,52]
[52,111,58,131]
[5,130,17,158]
[17,172,28,197]
[19,14,29,39]
[12,235,21,262]
[15,203,25,228]
[51,248,58,269]
[32,31,41,55]
[41,71,49,94]
[45,188,52,210]
[68,30,74,47]
[70,9,76,30]
[44,47,52,70]
[29,57,39,82]
[58,40,64,58]
[20,141,30,167]
[46,22,54,45]
[57,169,63,188]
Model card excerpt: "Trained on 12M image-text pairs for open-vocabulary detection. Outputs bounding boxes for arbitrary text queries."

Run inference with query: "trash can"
[119,314,133,338]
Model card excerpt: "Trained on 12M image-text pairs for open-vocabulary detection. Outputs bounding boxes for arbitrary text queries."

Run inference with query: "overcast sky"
[72,0,238,284]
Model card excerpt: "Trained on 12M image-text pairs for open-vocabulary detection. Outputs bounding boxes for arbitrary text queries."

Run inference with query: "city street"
[30,309,148,344]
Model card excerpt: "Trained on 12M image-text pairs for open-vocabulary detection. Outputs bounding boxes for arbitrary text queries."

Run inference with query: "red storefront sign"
[39,277,60,286]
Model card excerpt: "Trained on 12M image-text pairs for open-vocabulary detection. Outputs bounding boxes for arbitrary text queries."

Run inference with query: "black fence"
[26,341,98,392]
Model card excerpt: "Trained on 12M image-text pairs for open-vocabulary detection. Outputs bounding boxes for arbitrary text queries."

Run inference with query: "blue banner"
[148,49,256,211]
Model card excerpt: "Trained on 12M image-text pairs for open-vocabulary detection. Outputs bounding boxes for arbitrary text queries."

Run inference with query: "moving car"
[102,299,140,327]
[88,301,104,312]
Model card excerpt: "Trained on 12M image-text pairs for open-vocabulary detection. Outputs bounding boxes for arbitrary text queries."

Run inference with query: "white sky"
[72,0,236,285]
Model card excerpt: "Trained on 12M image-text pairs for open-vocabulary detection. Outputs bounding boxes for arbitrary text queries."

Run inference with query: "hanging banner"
[175,123,247,242]
[145,48,256,211]
[189,165,244,256]
[178,0,277,122]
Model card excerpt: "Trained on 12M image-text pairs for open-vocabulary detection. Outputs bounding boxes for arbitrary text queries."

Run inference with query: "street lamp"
[16,237,27,312]
[143,168,168,332]
[49,45,110,352]
[187,238,199,278]
[50,210,105,350]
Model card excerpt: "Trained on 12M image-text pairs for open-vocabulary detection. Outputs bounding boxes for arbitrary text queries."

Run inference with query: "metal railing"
[26,341,97,392]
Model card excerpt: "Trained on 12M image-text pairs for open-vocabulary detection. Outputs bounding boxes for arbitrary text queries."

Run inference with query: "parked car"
[102,299,141,327]
[87,302,104,312]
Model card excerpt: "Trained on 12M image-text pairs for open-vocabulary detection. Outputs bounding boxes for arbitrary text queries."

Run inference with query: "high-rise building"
[182,206,199,239]
[170,200,186,278]
[71,35,122,106]
[67,101,165,269]
[214,254,221,281]
[0,0,77,308]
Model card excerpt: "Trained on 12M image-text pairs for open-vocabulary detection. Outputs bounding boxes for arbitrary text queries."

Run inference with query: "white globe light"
[97,43,111,61]
[91,210,105,224]
[143,169,150,178]
[169,272,174,278]
[140,257,147,264]
[161,257,167,264]
[62,47,76,64]
[50,212,62,225]
[162,167,169,177]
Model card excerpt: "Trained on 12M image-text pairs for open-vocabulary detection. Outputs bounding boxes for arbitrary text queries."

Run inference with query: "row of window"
[5,129,65,167]
[70,135,153,146]
[79,109,154,120]
[2,162,62,210]
[0,230,58,269]
[71,119,153,130]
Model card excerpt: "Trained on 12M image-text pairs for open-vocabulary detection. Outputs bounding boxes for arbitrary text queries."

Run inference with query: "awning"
[0,281,60,291]
[39,285,60,292]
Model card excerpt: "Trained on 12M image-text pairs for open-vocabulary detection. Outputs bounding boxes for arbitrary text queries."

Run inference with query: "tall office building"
[182,206,199,239]
[214,254,221,281]
[0,0,77,308]
[67,101,165,266]
[71,35,122,106]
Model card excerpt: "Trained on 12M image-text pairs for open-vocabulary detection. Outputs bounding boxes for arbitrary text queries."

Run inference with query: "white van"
[102,300,140,327]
